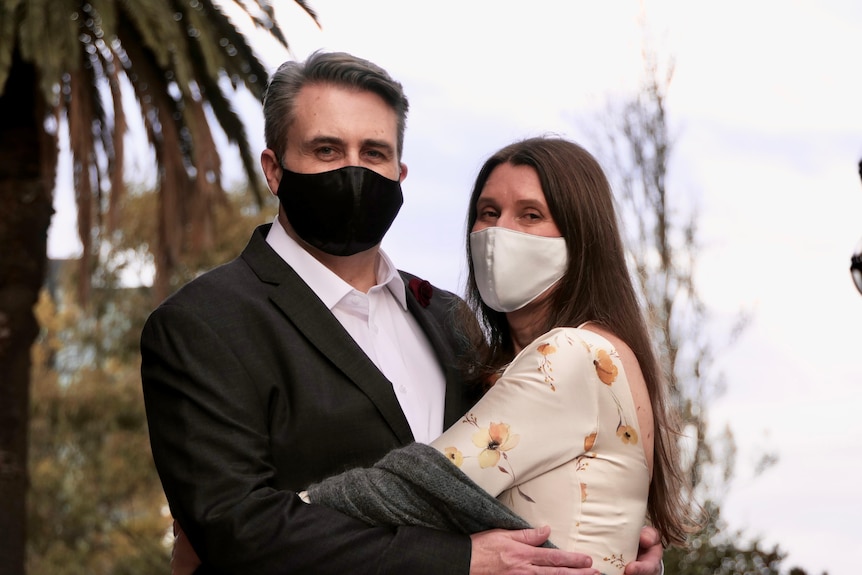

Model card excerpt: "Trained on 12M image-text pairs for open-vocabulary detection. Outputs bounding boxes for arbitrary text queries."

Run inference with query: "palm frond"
[0,0,26,92]
[106,56,125,234]
[162,0,275,207]
[196,73,266,206]
[195,0,269,98]
[287,0,320,26]
[67,68,96,302]
[4,0,318,303]
[39,104,60,208]
[23,0,82,100]
[117,11,194,296]
[185,98,225,252]
[88,0,119,39]
[115,0,188,81]
[231,0,320,48]
[86,53,110,236]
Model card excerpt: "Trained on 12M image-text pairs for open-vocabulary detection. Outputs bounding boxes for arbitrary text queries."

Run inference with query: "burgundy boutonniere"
[408,278,433,308]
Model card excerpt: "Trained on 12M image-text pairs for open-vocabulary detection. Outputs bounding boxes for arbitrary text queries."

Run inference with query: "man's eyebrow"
[362,138,395,152]
[300,136,394,154]
[302,135,345,149]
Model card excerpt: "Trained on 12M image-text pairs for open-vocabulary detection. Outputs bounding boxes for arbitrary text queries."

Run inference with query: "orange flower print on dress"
[575,453,594,472]
[584,431,597,452]
[536,343,558,391]
[594,348,618,385]
[616,423,638,445]
[472,422,520,468]
[537,343,556,356]
[604,554,626,570]
[443,446,464,467]
[580,482,588,502]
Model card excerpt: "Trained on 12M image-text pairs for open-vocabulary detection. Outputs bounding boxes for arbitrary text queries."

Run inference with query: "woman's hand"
[171,521,202,575]
[625,526,664,575]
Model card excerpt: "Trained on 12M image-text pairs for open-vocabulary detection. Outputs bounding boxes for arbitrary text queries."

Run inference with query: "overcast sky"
[49,1,862,572]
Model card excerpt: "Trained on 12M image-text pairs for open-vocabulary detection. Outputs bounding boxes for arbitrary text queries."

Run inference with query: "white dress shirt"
[266,218,446,443]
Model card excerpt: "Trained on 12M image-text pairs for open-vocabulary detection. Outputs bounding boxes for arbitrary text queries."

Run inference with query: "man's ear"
[398,162,408,183]
[261,149,282,195]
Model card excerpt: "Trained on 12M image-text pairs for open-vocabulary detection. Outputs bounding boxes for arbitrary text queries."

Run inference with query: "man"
[142,50,663,574]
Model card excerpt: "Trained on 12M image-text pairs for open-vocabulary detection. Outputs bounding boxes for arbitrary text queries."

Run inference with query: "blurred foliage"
[28,187,274,573]
[588,43,822,574]
[663,501,824,575]
[103,182,277,298]
[3,3,316,570]
[29,270,168,574]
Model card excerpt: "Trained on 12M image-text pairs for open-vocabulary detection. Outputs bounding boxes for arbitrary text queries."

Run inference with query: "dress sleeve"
[429,328,605,497]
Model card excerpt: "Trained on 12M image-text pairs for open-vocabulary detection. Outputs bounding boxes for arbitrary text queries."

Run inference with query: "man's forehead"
[287,86,398,140]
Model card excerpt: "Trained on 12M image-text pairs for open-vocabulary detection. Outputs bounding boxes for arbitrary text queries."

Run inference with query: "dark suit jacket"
[141,224,480,574]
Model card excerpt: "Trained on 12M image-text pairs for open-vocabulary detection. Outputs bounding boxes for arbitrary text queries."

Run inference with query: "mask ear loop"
[851,241,862,296]
[854,159,862,296]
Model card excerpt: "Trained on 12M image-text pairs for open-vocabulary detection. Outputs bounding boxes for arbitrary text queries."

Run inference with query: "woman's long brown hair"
[458,136,698,546]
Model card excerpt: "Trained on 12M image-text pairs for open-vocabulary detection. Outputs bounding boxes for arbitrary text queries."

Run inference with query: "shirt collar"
[265,217,407,310]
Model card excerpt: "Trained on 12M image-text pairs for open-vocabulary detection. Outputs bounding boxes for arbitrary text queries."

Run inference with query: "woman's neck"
[506,304,550,354]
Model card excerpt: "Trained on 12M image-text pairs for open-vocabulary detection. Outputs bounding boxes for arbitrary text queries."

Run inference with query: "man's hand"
[470,527,600,575]
[171,521,202,575]
[624,526,664,575]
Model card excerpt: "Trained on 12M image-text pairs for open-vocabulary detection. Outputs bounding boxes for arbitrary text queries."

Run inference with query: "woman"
[175,137,693,574]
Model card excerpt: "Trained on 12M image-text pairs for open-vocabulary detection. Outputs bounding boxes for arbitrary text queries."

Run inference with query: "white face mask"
[470,226,568,313]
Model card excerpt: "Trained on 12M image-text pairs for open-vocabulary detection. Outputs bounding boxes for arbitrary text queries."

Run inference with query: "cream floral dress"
[430,326,650,575]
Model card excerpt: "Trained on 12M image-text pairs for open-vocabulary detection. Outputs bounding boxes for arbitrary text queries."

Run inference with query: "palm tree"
[0,1,317,571]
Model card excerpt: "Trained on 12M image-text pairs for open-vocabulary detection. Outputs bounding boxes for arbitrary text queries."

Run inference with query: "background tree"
[0,1,317,572]
[592,49,744,510]
[29,186,275,574]
[587,47,820,573]
[29,284,166,575]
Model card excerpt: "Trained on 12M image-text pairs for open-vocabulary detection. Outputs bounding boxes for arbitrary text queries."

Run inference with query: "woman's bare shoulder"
[575,323,655,472]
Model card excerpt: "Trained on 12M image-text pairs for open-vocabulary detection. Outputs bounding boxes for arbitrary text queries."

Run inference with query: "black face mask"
[277,165,404,256]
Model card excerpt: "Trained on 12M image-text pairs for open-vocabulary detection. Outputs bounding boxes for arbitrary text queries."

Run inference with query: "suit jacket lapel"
[401,273,467,429]
[243,226,415,444]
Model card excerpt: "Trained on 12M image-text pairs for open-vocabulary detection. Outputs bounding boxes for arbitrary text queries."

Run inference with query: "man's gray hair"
[262,50,410,162]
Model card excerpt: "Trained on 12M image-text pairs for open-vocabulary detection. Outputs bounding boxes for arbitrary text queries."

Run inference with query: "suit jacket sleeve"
[141,290,471,574]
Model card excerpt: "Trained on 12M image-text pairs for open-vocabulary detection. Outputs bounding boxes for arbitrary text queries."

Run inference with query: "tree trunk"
[0,50,55,575]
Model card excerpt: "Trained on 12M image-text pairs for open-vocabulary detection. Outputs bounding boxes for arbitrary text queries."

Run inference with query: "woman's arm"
[306,327,605,534]
[171,326,663,574]
[306,442,542,536]
[428,327,601,496]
